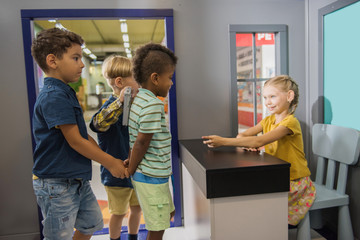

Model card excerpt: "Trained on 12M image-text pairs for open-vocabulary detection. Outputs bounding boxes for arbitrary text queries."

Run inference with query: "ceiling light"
[121,23,128,33]
[122,34,129,42]
[83,48,91,55]
[89,54,97,60]
[124,42,130,48]
[127,53,132,58]
[55,23,66,30]
[125,48,131,54]
[48,19,56,23]
[119,19,126,22]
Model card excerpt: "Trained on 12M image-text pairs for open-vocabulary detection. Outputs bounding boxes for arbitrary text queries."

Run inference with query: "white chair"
[297,124,360,240]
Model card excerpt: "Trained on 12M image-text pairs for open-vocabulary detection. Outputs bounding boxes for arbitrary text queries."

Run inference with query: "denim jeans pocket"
[47,179,70,198]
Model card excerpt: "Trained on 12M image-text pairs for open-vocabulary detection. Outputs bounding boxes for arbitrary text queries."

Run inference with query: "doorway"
[21,8,182,235]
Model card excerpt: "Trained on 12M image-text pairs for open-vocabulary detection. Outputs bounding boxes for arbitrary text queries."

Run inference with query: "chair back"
[312,124,360,194]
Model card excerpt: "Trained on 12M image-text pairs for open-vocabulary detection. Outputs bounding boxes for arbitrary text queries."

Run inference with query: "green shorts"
[131,179,175,231]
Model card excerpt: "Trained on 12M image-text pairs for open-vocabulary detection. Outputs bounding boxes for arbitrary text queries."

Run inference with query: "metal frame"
[229,24,288,136]
[21,8,183,232]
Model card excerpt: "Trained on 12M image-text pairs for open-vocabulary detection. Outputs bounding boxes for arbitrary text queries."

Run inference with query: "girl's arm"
[236,122,263,138]
[203,125,292,148]
[59,124,129,178]
[127,132,154,175]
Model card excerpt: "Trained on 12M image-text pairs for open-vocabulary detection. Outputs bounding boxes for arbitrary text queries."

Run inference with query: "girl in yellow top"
[202,75,316,226]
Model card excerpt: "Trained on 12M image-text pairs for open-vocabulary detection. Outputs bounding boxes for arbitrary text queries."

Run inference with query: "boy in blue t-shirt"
[127,43,177,240]
[90,55,141,240]
[31,28,128,240]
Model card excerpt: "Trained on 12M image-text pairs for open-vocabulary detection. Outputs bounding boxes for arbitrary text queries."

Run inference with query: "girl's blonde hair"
[102,55,132,87]
[264,75,299,114]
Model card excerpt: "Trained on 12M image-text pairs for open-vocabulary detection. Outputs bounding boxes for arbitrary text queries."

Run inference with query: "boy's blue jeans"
[33,178,103,240]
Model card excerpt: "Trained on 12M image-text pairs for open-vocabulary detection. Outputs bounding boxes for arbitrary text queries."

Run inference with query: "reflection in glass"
[255,33,275,79]
[237,81,254,130]
[236,33,254,79]
[236,32,275,133]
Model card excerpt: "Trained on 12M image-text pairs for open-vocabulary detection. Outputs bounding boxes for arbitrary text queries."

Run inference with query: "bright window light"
[122,34,129,42]
[121,23,128,33]
[125,48,131,54]
[127,53,132,58]
[124,42,130,48]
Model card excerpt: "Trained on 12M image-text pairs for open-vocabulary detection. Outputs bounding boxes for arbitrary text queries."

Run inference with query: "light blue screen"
[323,1,360,130]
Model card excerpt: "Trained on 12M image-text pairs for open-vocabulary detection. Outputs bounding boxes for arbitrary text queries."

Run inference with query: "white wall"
[0,0,305,239]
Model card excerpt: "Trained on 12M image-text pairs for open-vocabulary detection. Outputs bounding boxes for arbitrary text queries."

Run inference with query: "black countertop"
[180,139,290,199]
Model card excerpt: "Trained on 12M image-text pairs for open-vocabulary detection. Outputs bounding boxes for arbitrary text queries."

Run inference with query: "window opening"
[230,25,288,136]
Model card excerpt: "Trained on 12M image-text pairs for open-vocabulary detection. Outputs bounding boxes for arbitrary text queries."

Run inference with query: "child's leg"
[170,210,175,221]
[109,213,126,239]
[146,230,164,240]
[74,181,104,236]
[128,205,142,234]
[144,211,174,240]
[105,186,139,239]
[72,230,92,240]
[33,178,100,240]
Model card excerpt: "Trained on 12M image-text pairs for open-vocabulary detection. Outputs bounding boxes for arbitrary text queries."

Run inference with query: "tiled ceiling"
[34,19,165,61]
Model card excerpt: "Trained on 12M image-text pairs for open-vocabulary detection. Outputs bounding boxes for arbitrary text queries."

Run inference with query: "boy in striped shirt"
[127,43,177,240]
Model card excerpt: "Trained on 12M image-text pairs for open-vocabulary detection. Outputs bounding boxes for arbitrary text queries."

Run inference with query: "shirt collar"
[44,77,75,93]
[139,88,156,98]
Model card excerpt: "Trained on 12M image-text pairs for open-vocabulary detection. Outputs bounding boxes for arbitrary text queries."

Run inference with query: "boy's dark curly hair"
[31,28,84,73]
[132,43,177,85]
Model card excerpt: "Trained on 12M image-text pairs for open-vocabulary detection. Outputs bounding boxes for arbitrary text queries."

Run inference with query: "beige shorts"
[104,186,140,215]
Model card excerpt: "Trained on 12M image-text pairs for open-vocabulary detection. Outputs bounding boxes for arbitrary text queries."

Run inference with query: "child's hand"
[243,147,260,152]
[108,159,127,179]
[125,168,130,178]
[119,87,132,103]
[202,135,224,148]
[119,87,139,103]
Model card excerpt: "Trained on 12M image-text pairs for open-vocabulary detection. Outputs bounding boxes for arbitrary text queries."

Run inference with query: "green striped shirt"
[129,88,172,178]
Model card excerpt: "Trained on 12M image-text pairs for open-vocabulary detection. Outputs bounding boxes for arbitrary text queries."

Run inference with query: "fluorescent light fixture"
[121,23,128,33]
[124,42,130,48]
[48,19,57,23]
[89,54,97,60]
[125,48,131,54]
[83,48,91,55]
[122,34,129,42]
[55,23,66,30]
[119,19,126,22]
[127,53,132,58]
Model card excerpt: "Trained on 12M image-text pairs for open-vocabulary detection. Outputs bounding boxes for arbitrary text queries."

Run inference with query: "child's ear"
[150,73,159,85]
[46,54,57,70]
[114,77,124,88]
[287,90,295,102]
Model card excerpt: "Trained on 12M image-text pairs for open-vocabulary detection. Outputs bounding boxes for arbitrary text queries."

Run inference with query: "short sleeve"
[42,91,77,129]
[279,115,301,136]
[138,99,163,133]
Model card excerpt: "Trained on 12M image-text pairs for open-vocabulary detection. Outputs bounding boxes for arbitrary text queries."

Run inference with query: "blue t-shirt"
[32,77,92,180]
[90,95,133,188]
